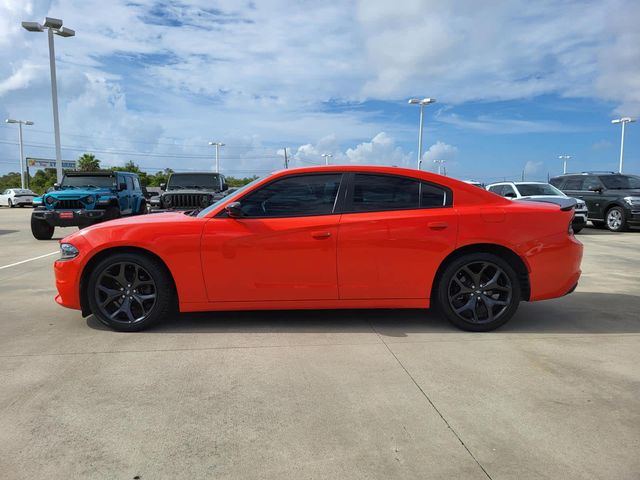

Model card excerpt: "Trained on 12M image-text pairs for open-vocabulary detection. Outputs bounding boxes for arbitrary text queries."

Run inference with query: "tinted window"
[126,176,134,191]
[239,174,342,217]
[487,185,504,195]
[62,175,115,188]
[600,175,640,189]
[562,177,584,190]
[351,174,419,212]
[420,182,448,207]
[582,177,603,191]
[516,183,564,196]
[502,185,517,196]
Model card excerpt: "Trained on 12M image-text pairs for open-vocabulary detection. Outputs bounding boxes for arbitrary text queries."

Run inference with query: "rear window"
[562,177,584,190]
[600,175,640,189]
[516,184,564,196]
[349,174,448,212]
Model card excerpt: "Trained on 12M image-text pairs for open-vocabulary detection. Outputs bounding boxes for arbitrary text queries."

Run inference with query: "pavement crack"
[369,321,494,480]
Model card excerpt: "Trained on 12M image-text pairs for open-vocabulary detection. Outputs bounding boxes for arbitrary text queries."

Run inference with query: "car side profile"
[54,166,583,332]
[485,181,588,233]
[550,172,640,232]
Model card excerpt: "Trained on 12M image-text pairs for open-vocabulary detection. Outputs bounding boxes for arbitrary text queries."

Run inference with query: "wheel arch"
[431,243,531,303]
[79,246,178,316]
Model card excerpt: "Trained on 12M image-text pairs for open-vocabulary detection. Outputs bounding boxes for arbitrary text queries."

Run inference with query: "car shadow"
[580,226,640,235]
[86,291,640,336]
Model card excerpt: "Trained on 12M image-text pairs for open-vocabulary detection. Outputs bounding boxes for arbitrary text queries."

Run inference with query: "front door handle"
[311,231,332,239]
[428,222,448,230]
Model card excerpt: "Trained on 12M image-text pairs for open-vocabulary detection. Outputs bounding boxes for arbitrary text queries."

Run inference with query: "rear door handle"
[428,222,448,230]
[311,231,332,239]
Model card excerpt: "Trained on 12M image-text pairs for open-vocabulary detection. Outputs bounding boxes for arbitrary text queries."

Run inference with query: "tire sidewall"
[436,252,521,332]
[606,206,627,232]
[30,216,54,240]
[87,253,174,332]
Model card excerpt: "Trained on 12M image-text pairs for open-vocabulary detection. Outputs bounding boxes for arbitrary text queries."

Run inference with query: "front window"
[167,174,222,190]
[600,175,640,189]
[197,177,263,217]
[516,183,564,196]
[61,175,115,188]
[237,174,342,217]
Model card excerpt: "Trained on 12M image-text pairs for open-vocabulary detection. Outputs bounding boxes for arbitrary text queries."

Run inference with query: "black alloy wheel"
[87,253,175,331]
[437,253,521,331]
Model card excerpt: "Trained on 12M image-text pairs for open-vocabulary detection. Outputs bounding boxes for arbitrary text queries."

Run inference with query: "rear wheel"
[605,206,628,232]
[8,199,13,208]
[436,253,521,331]
[31,216,54,240]
[87,253,176,331]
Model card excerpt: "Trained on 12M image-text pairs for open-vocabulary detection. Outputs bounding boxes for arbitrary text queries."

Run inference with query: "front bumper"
[32,208,106,227]
[628,210,640,227]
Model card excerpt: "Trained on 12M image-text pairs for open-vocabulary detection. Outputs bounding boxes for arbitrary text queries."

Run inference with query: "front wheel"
[605,206,628,232]
[8,199,14,208]
[87,253,176,331]
[31,216,54,240]
[436,253,521,331]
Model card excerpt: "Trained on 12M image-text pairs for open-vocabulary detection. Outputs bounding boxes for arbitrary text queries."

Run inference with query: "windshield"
[196,177,264,218]
[600,175,640,189]
[168,174,221,190]
[61,175,115,188]
[517,183,565,196]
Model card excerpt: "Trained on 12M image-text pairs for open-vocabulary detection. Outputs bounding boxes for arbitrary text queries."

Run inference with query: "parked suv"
[157,172,229,210]
[31,171,147,240]
[550,172,640,232]
[486,181,588,233]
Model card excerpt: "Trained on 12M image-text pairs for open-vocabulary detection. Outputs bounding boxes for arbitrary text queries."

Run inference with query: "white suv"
[486,181,588,233]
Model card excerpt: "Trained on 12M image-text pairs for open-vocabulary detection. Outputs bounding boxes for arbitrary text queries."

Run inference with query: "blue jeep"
[31,171,147,240]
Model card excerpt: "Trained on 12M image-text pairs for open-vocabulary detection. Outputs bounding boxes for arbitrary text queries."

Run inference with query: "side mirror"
[222,182,229,191]
[160,183,166,191]
[225,202,243,218]
[504,192,517,199]
[53,183,60,190]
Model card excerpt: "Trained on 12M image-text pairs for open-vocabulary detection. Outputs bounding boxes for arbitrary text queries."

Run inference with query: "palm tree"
[77,153,100,171]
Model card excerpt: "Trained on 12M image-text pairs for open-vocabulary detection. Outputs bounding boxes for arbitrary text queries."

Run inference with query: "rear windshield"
[517,183,564,196]
[14,189,35,195]
[61,175,115,188]
[600,175,640,189]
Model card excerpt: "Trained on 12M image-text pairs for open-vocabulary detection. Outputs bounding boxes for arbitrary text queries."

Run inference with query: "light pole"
[22,17,75,184]
[5,119,34,189]
[321,153,332,165]
[408,97,436,170]
[433,159,445,175]
[208,142,225,173]
[558,155,571,174]
[611,117,636,173]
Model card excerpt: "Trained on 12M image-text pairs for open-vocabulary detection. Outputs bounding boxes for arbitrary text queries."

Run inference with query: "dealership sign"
[27,158,77,169]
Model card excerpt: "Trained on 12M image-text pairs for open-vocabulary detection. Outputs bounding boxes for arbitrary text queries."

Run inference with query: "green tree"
[110,161,150,186]
[77,153,101,171]
[226,175,258,187]
[0,172,22,192]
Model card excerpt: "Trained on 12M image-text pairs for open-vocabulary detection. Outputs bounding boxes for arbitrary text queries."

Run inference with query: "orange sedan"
[53,166,583,332]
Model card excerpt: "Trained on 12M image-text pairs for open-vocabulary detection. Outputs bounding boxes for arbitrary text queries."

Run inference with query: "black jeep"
[157,172,229,210]
[550,172,640,232]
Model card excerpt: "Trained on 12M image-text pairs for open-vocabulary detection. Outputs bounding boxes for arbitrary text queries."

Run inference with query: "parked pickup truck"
[155,172,229,210]
[31,171,147,240]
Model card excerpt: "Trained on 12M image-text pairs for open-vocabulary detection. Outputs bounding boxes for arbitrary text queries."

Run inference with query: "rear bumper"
[33,208,106,227]
[525,233,583,302]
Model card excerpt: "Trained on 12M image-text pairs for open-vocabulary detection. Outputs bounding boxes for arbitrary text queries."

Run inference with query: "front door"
[201,173,344,302]
[337,173,458,300]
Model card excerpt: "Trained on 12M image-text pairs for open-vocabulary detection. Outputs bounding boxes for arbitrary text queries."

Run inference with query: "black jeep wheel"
[31,216,54,240]
[87,253,176,332]
[436,252,521,332]
[104,206,121,221]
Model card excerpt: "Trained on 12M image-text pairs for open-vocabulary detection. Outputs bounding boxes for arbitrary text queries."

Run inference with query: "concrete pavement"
[0,207,638,479]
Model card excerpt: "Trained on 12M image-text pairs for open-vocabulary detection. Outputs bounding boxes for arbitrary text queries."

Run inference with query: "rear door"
[337,173,457,300]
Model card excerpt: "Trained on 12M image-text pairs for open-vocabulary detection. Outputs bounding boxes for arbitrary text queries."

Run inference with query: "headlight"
[164,195,172,205]
[85,195,95,204]
[624,196,640,207]
[32,198,43,206]
[59,243,79,260]
[45,196,55,205]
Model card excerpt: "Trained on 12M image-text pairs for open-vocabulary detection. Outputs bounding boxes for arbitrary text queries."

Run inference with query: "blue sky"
[0,0,638,182]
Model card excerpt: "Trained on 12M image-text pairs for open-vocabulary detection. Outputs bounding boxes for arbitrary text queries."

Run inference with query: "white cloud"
[422,141,458,169]
[524,160,544,176]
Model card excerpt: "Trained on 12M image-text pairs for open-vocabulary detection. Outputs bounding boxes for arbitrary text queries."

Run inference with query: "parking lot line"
[0,251,58,271]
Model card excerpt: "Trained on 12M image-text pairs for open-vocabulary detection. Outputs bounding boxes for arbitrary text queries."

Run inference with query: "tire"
[31,216,54,240]
[137,201,149,215]
[591,220,606,229]
[435,252,521,332]
[8,199,13,208]
[87,253,176,332]
[572,224,584,234]
[605,206,628,232]
[104,206,121,221]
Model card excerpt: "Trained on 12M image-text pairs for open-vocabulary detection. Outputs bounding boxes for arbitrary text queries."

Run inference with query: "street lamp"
[321,153,332,165]
[558,155,571,174]
[208,142,225,173]
[408,97,436,170]
[22,17,75,183]
[5,119,34,189]
[611,117,636,173]
[433,159,446,175]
